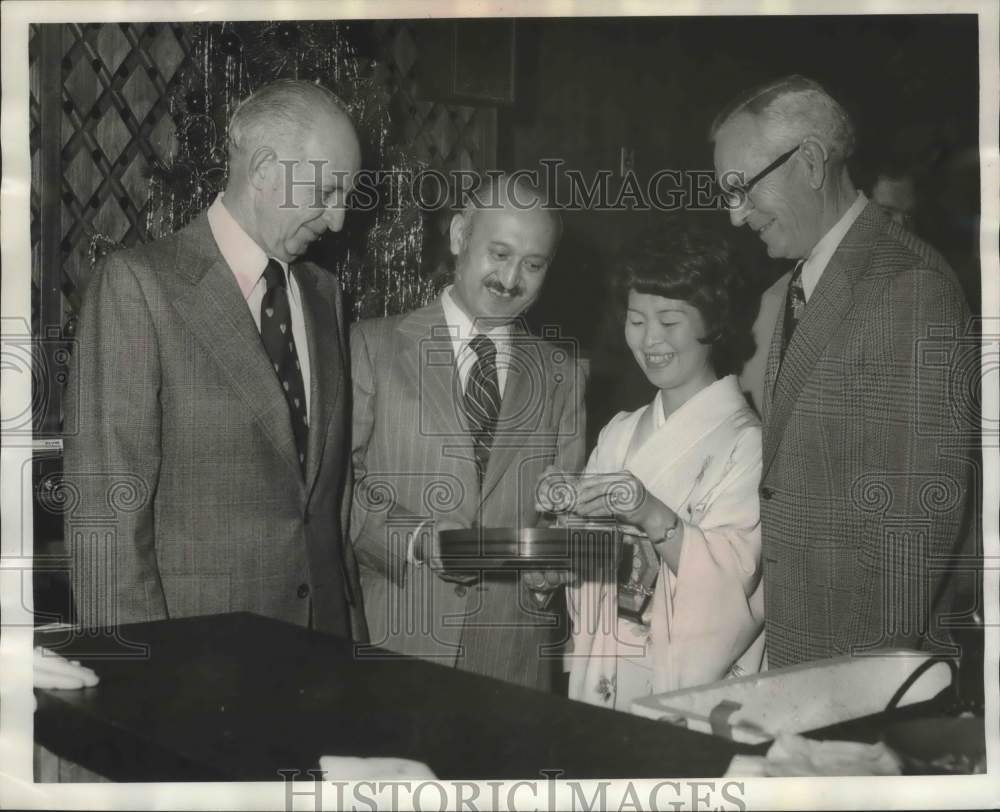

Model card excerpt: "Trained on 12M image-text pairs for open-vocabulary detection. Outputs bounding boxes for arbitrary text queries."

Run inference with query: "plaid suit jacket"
[65,213,367,642]
[350,298,587,690]
[760,201,973,668]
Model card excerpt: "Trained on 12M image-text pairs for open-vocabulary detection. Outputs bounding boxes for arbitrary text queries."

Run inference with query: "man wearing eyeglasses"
[712,75,973,669]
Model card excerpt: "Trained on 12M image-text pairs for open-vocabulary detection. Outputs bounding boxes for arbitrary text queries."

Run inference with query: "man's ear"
[448,212,468,256]
[799,137,829,190]
[248,145,278,191]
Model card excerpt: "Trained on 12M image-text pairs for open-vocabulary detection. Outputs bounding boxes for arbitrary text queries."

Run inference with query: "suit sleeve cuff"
[408,519,432,566]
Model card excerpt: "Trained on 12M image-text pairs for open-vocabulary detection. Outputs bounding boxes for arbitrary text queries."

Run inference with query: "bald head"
[711,75,860,260]
[227,79,357,164]
[447,172,561,324]
[710,74,855,166]
[457,173,563,246]
[223,79,362,263]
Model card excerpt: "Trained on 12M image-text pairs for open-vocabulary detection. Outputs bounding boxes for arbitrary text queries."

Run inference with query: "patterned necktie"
[781,261,806,360]
[463,334,501,484]
[260,259,308,473]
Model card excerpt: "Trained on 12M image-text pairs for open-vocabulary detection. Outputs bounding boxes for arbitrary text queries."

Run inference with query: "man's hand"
[417,518,480,585]
[33,647,99,691]
[523,569,575,609]
[522,569,576,591]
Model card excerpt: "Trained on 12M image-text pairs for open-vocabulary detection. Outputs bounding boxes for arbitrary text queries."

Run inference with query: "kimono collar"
[652,375,746,433]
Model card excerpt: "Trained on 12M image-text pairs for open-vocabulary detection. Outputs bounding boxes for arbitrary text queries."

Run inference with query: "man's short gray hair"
[709,74,856,161]
[227,79,349,159]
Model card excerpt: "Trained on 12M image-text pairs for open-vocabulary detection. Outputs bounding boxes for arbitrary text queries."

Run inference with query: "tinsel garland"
[131,20,436,320]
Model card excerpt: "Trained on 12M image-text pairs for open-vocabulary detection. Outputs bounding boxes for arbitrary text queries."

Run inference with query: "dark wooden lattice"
[29,20,499,434]
[58,22,189,297]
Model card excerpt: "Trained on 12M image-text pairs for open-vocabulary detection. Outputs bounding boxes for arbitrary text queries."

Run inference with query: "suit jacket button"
[297,583,310,599]
[455,585,467,597]
[760,486,774,500]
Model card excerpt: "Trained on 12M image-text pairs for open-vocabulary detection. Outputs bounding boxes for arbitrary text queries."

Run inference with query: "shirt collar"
[800,191,867,301]
[207,193,288,300]
[440,285,512,347]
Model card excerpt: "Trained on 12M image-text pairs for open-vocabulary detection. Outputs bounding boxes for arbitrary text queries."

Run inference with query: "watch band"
[662,512,681,542]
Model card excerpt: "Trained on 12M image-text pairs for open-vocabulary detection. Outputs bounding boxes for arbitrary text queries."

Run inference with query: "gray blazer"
[759,202,973,668]
[64,212,367,642]
[350,298,587,690]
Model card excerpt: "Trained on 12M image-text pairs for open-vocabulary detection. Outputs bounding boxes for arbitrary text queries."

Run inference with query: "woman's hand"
[570,471,677,540]
[534,465,578,514]
[420,517,480,585]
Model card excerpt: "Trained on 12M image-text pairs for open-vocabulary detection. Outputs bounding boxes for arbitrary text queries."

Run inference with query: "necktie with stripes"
[260,259,308,473]
[781,260,806,361]
[463,334,501,484]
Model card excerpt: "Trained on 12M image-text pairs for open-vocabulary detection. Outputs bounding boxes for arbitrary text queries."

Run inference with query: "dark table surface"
[33,612,966,782]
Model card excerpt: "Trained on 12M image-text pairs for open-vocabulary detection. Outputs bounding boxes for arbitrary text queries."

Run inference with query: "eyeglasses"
[720,144,801,211]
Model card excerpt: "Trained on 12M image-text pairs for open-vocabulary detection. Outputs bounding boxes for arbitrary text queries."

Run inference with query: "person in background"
[870,165,919,231]
[541,215,765,712]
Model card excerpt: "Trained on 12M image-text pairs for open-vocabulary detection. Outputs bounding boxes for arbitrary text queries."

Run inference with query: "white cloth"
[207,194,312,422]
[567,375,766,712]
[800,191,867,302]
[439,284,512,396]
[725,734,902,776]
[319,756,438,780]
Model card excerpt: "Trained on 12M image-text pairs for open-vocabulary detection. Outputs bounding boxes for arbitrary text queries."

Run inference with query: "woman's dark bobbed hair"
[615,213,752,377]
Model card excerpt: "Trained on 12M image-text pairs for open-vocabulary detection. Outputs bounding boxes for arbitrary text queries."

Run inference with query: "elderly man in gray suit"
[65,79,367,641]
[713,75,973,668]
[350,174,586,690]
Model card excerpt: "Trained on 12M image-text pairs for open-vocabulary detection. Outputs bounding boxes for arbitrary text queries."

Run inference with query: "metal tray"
[438,526,620,570]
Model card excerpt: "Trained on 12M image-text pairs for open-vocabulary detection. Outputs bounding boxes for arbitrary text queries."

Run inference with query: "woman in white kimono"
[539,217,765,712]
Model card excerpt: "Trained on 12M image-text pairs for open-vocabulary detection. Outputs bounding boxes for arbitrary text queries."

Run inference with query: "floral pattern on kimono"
[567,375,766,712]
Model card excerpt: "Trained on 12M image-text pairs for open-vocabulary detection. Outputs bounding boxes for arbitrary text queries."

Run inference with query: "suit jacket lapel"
[294,265,341,499]
[169,214,304,484]
[762,203,877,478]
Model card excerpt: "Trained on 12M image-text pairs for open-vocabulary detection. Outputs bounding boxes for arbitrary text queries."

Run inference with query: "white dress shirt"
[207,194,312,423]
[800,192,868,302]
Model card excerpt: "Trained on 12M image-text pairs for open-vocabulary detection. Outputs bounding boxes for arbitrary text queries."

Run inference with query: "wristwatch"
[660,512,681,543]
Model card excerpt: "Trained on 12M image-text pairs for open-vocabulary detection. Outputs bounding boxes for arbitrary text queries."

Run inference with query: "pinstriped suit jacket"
[65,212,367,641]
[350,298,587,690]
[760,201,973,668]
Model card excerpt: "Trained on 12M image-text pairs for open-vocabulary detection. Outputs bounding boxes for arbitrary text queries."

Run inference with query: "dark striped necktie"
[260,259,308,473]
[781,260,806,360]
[463,333,501,484]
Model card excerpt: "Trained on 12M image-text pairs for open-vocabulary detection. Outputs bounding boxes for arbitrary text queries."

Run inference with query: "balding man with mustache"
[350,173,587,691]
